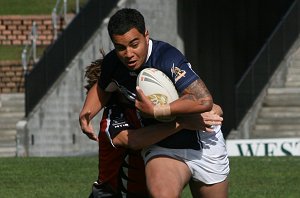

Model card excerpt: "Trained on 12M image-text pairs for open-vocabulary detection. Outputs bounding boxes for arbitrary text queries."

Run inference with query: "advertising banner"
[226,138,300,156]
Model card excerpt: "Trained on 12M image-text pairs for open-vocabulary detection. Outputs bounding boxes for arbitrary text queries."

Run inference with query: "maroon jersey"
[97,104,148,197]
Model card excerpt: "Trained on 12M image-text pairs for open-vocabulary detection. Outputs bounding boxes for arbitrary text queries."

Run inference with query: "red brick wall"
[0,14,74,93]
[0,15,57,45]
[0,61,30,93]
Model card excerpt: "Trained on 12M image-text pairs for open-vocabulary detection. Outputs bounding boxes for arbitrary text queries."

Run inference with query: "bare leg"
[189,179,228,198]
[145,156,191,198]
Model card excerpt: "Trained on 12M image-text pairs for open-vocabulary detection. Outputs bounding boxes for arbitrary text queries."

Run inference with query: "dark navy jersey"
[98,39,202,150]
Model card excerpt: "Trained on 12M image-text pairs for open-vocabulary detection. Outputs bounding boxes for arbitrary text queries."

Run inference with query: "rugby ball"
[137,68,179,122]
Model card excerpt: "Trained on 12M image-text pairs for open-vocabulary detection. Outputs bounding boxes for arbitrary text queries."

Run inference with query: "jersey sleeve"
[171,60,200,93]
[151,42,200,93]
[98,51,118,91]
[100,104,141,148]
[100,105,130,148]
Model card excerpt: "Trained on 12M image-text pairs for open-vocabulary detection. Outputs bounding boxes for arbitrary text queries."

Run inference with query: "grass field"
[0,156,299,198]
[0,0,87,15]
[0,45,47,61]
[1,1,300,197]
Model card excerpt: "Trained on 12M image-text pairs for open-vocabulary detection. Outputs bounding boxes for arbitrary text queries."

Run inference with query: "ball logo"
[139,70,165,87]
[148,94,168,105]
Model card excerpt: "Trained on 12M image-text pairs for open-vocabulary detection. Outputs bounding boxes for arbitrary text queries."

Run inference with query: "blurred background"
[0,0,299,157]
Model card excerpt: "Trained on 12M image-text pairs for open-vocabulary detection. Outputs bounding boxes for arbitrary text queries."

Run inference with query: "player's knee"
[148,186,181,198]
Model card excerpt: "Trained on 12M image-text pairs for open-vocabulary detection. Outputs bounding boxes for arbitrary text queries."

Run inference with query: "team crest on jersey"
[171,63,186,83]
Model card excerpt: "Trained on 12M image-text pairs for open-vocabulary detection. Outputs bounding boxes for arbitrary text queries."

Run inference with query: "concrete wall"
[17,0,182,156]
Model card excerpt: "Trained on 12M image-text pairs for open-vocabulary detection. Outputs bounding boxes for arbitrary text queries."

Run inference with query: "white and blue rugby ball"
[137,68,179,122]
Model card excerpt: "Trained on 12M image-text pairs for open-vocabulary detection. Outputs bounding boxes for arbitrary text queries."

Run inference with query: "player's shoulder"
[102,50,122,70]
[103,50,120,64]
[152,40,181,55]
[150,40,185,69]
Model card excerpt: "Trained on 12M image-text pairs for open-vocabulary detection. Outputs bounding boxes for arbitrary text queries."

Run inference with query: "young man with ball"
[82,55,223,197]
[80,8,229,197]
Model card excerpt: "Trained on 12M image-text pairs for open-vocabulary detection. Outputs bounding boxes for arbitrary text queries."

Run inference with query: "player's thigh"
[189,179,228,198]
[145,156,191,197]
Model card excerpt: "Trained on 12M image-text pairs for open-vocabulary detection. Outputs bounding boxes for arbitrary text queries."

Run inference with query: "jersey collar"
[145,39,153,63]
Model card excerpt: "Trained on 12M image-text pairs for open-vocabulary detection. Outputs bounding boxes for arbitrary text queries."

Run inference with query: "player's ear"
[145,30,149,43]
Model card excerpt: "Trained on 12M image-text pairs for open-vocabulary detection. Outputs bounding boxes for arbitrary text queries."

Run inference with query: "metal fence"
[234,0,300,128]
[25,0,118,116]
[22,21,38,74]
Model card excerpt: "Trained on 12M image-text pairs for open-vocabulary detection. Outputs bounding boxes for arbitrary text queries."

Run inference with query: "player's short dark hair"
[108,8,146,39]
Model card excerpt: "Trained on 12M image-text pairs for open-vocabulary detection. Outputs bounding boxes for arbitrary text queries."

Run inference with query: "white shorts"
[141,128,230,184]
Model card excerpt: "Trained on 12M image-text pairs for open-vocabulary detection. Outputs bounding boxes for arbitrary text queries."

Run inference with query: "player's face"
[112,28,149,71]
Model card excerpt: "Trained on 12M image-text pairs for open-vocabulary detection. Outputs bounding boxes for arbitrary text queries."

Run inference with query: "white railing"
[22,0,82,74]
[52,0,81,40]
[52,0,67,40]
[21,21,38,74]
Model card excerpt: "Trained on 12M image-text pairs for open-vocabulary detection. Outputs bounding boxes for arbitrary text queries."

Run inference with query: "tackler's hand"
[79,111,98,141]
[201,111,223,132]
[201,111,223,126]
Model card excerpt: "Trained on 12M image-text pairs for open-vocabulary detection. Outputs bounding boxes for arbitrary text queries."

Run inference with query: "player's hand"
[135,86,155,117]
[201,111,223,126]
[201,111,223,132]
[79,111,98,141]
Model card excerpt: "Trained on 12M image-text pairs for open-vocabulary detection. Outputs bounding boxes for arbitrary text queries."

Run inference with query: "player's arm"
[79,83,111,141]
[171,78,213,115]
[135,78,213,119]
[113,121,182,150]
[113,106,223,150]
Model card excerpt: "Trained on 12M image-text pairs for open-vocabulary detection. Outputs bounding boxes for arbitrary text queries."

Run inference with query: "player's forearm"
[170,96,213,116]
[113,121,183,150]
[169,79,213,116]
[79,83,109,119]
[80,86,101,120]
